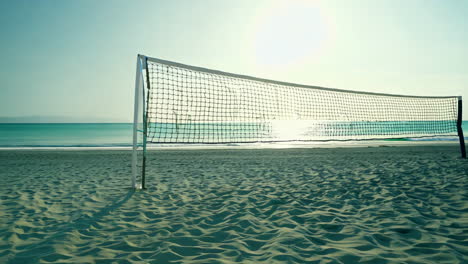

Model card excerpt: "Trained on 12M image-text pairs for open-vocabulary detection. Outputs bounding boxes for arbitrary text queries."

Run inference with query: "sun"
[251,0,329,70]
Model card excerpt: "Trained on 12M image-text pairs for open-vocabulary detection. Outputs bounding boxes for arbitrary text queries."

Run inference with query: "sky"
[0,0,467,122]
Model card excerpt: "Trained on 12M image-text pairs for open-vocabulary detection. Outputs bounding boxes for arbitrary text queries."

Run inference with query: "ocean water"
[0,122,467,148]
[0,123,133,147]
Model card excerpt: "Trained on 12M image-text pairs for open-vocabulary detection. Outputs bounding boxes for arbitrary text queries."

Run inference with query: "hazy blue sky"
[1,0,467,122]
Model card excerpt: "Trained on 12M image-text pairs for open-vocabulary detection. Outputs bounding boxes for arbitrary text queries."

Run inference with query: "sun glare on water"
[251,0,330,69]
[271,120,319,140]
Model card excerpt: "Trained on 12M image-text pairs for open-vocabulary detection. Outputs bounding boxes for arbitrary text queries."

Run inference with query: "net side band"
[141,54,459,100]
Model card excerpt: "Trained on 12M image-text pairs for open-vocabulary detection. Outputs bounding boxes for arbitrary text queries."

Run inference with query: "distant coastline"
[0,115,128,123]
[1,116,466,124]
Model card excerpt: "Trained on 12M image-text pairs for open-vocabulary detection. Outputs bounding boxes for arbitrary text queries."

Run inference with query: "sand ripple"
[0,146,467,263]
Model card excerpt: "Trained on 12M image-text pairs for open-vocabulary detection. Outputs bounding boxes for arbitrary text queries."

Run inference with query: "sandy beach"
[0,144,467,263]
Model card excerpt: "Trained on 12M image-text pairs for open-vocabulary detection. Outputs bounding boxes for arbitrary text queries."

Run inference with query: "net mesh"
[143,58,458,144]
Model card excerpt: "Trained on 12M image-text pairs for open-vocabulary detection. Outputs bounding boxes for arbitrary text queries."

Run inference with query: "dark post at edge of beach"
[457,97,466,158]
